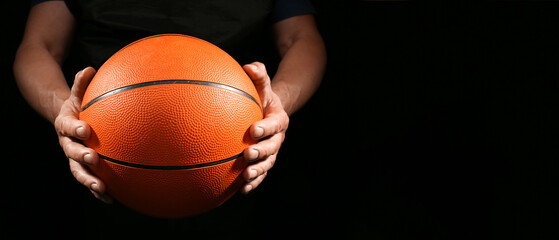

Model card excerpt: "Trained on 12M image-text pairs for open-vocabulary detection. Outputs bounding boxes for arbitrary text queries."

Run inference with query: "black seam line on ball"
[81,79,261,112]
[97,152,243,170]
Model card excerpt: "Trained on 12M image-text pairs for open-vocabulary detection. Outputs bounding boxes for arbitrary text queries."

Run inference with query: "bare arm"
[271,14,326,115]
[241,14,326,193]
[13,1,75,123]
[13,2,111,202]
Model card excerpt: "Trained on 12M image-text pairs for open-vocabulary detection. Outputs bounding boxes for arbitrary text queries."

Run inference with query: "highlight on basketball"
[79,34,263,218]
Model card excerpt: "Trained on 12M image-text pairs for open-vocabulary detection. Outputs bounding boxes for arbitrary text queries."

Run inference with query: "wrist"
[271,81,296,116]
[47,89,70,124]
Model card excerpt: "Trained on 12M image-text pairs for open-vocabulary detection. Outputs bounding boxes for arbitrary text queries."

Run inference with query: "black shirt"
[31,0,315,73]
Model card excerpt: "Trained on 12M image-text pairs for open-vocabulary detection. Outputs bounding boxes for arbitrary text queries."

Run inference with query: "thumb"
[71,67,96,103]
[243,62,271,95]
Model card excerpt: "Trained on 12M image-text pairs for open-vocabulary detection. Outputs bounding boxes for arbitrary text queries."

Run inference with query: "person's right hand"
[54,67,113,203]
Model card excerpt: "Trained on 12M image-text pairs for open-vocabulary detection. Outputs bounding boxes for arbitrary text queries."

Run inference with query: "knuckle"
[278,113,289,130]
[257,165,267,176]
[256,172,267,186]
[267,156,277,169]
[58,134,66,146]
[74,69,83,80]
[69,164,78,176]
[69,160,82,178]
[256,144,273,160]
[271,113,289,133]
[64,149,74,160]
[66,145,88,165]
[60,139,73,157]
[55,117,67,136]
[63,142,77,159]
[57,116,80,137]
[283,113,290,128]
[267,118,283,134]
[70,169,82,183]
[273,119,282,131]
[268,141,279,154]
[254,61,265,69]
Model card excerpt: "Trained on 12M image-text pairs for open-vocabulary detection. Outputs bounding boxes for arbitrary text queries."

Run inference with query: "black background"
[2,1,559,239]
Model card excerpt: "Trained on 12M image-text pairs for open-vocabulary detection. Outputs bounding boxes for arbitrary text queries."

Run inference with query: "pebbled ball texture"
[79,34,263,218]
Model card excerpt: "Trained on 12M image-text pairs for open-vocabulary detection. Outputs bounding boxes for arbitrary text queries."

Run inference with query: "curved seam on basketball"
[81,79,261,112]
[97,152,243,170]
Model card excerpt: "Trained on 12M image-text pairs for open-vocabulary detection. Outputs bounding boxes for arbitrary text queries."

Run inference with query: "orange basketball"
[79,34,262,218]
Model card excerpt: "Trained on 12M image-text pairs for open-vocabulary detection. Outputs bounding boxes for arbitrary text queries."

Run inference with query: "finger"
[249,111,289,139]
[54,68,95,140]
[59,136,98,165]
[69,159,101,191]
[244,133,284,162]
[241,172,267,194]
[69,159,113,204]
[243,62,271,94]
[70,67,96,103]
[89,188,113,204]
[243,62,269,82]
[55,114,91,140]
[243,154,277,181]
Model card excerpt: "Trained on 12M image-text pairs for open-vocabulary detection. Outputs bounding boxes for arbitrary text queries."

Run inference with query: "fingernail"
[253,126,264,138]
[249,169,258,179]
[75,70,83,79]
[84,153,94,165]
[76,126,86,138]
[244,184,253,193]
[248,64,258,72]
[248,149,259,160]
[91,183,100,193]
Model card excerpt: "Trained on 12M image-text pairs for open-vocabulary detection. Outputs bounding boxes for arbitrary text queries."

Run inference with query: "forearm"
[14,1,76,124]
[14,44,70,124]
[271,34,326,115]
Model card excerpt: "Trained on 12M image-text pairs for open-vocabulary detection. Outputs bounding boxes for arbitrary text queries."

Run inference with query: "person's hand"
[54,67,113,203]
[241,62,289,194]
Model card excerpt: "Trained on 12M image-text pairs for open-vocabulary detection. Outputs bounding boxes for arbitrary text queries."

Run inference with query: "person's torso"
[64,0,276,72]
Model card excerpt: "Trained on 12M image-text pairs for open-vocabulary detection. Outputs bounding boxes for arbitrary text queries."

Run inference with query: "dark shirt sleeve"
[272,0,316,23]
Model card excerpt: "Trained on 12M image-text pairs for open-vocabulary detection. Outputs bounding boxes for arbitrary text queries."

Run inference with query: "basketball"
[78,34,263,218]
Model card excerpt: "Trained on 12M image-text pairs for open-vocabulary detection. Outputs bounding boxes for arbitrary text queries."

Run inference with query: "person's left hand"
[241,62,289,194]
